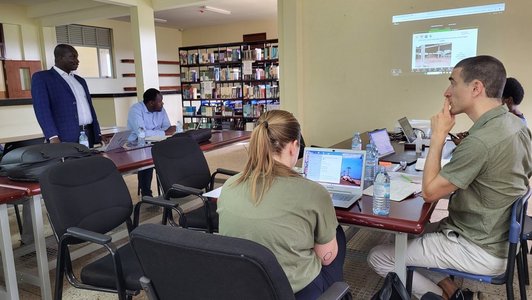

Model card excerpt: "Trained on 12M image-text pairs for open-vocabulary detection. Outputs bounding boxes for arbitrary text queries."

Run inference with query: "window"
[56,24,114,78]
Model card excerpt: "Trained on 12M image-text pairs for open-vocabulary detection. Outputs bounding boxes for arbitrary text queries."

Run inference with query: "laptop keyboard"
[331,193,353,202]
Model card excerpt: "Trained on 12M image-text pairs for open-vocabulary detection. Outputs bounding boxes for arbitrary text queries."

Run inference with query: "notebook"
[363,172,422,201]
[368,129,418,165]
[94,130,131,152]
[302,147,366,208]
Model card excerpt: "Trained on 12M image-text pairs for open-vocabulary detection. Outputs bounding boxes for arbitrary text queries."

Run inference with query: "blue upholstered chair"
[406,188,531,300]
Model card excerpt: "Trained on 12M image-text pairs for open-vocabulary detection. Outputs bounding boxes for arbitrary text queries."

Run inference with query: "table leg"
[0,203,20,300]
[29,195,52,300]
[394,232,408,284]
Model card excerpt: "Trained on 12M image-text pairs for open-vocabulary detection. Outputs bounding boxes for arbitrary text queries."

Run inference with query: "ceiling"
[0,0,277,30]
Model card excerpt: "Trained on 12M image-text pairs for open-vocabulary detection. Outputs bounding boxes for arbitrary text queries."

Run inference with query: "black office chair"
[130,224,351,300]
[406,188,531,300]
[150,136,237,232]
[519,209,532,285]
[40,156,179,300]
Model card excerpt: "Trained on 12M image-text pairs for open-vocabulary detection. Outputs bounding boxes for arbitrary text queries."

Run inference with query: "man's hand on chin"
[431,99,456,143]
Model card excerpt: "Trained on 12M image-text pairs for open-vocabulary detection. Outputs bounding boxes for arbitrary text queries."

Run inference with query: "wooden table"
[0,129,251,300]
[329,136,454,283]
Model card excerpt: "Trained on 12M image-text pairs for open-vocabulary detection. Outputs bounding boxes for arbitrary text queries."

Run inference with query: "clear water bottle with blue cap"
[138,127,146,146]
[351,132,362,151]
[79,131,89,148]
[373,166,390,215]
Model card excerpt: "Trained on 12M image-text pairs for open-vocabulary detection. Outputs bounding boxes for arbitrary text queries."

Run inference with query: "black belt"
[79,124,93,131]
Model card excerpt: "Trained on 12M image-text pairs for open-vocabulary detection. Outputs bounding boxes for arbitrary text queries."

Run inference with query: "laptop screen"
[368,129,395,157]
[398,117,416,143]
[303,148,365,187]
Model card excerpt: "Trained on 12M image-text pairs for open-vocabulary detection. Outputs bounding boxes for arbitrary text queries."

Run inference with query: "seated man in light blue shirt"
[127,88,176,197]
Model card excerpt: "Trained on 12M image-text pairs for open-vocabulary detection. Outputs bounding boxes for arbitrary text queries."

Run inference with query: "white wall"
[182,18,277,46]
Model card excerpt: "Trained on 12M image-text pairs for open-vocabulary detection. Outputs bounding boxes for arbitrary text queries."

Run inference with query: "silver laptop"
[94,130,131,152]
[368,129,418,165]
[302,147,366,208]
[398,117,417,143]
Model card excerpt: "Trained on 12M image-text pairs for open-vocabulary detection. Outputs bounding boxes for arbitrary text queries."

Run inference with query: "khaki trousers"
[367,222,506,298]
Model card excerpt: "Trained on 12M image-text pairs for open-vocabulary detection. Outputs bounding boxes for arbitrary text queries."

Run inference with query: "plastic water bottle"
[351,132,362,151]
[373,166,390,215]
[415,131,423,154]
[176,121,184,133]
[138,127,146,146]
[79,131,89,148]
[364,144,377,186]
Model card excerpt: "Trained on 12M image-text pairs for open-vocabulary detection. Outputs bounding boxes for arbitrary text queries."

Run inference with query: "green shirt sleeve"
[440,136,488,189]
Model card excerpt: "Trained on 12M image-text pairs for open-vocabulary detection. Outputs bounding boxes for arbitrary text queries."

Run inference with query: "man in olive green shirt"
[368,55,532,300]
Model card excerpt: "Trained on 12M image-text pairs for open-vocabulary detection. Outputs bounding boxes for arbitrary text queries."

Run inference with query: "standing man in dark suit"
[32,44,101,147]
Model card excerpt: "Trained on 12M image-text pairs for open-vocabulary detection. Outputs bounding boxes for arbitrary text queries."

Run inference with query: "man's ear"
[471,80,484,98]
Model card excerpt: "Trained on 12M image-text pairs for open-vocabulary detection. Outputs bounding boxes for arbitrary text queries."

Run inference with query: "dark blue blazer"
[31,68,101,143]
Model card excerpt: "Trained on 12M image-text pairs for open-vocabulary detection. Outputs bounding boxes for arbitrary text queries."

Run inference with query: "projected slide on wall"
[412,29,478,74]
[391,3,504,76]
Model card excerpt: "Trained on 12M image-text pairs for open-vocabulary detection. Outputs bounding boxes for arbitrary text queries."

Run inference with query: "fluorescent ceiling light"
[392,3,505,24]
[200,5,231,15]
[154,18,167,23]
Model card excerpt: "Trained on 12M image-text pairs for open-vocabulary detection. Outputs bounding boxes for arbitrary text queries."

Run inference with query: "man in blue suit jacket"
[32,44,101,147]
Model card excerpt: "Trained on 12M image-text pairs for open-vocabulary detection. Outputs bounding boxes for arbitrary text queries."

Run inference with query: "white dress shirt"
[53,66,93,125]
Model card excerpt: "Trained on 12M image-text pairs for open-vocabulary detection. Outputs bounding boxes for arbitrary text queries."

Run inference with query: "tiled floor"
[3,142,531,299]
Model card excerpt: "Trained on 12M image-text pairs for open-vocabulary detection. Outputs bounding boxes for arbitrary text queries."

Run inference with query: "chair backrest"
[130,224,295,300]
[40,156,133,241]
[509,187,531,244]
[151,136,211,198]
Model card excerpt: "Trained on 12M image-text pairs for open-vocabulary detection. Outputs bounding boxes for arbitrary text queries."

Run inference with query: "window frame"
[55,24,115,79]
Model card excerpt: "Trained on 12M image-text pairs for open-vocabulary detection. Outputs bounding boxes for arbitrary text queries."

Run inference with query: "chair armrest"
[317,282,350,300]
[66,227,111,245]
[170,183,203,196]
[142,195,179,209]
[214,168,238,176]
[209,168,238,190]
[133,195,184,227]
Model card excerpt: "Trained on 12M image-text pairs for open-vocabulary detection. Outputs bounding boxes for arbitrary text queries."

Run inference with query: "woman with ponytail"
[218,110,346,300]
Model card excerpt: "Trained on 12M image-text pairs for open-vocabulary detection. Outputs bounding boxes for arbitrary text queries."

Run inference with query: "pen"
[400,174,413,183]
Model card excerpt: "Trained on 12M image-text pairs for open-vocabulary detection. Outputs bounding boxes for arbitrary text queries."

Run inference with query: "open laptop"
[94,130,131,152]
[302,147,366,208]
[368,129,418,165]
[398,117,417,143]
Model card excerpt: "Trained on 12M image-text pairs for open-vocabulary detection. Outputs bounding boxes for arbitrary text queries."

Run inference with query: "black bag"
[371,272,410,300]
[172,128,212,144]
[0,143,92,182]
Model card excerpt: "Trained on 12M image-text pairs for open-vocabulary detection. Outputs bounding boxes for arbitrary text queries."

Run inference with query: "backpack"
[0,143,92,182]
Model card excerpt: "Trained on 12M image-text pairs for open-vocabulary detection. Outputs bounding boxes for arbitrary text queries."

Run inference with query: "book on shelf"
[222,107,234,117]
[201,81,213,98]
[183,106,196,116]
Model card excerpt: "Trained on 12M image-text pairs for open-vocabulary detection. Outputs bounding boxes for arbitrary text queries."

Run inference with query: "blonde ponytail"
[234,110,301,204]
